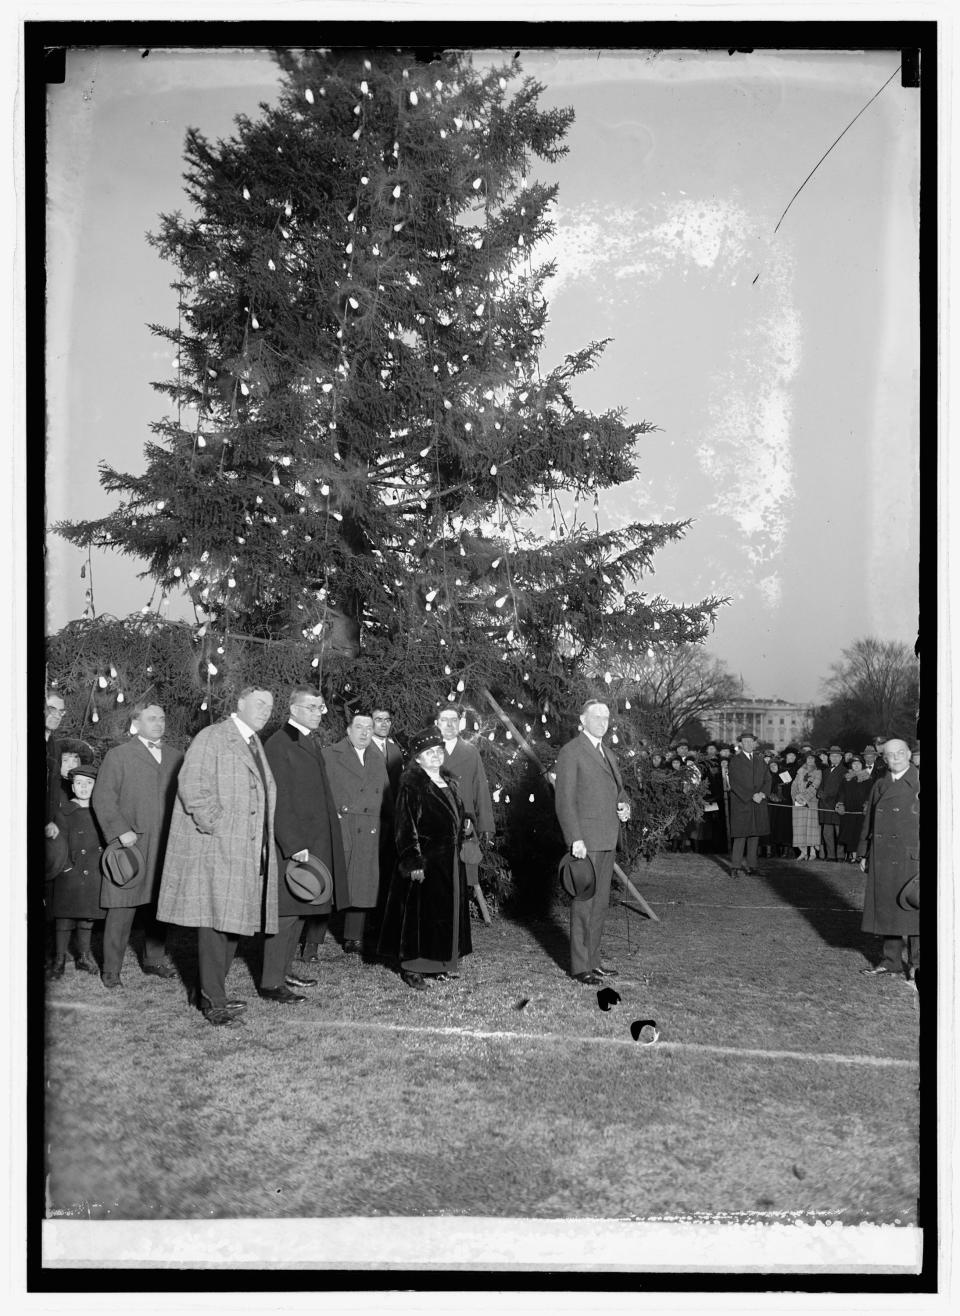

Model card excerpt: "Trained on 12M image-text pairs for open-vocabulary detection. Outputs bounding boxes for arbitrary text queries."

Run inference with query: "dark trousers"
[261,915,304,989]
[821,824,838,860]
[730,834,759,870]
[302,908,366,949]
[570,849,615,978]
[197,926,240,1009]
[54,919,94,957]
[103,905,167,977]
[880,934,920,971]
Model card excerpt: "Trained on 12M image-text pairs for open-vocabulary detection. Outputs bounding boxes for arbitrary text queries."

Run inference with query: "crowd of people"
[643,735,919,867]
[42,688,920,1022]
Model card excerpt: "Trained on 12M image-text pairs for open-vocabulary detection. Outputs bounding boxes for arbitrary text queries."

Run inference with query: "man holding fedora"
[157,688,279,1026]
[727,730,770,877]
[262,688,347,1000]
[92,702,183,988]
[554,699,632,985]
[858,737,920,980]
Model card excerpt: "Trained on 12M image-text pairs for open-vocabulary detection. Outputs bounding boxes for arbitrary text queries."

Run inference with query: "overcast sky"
[45,43,920,705]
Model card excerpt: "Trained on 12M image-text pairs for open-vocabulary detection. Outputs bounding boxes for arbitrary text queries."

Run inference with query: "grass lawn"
[43,851,920,1225]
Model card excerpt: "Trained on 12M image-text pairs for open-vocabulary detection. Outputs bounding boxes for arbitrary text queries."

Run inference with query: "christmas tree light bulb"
[305,89,315,103]
[410,91,418,106]
[98,675,108,688]
[242,186,251,200]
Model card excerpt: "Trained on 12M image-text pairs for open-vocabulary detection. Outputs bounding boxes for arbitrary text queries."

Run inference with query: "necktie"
[146,741,161,751]
[248,736,268,791]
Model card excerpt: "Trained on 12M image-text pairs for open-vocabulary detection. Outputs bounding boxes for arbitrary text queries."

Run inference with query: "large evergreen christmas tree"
[58,48,723,856]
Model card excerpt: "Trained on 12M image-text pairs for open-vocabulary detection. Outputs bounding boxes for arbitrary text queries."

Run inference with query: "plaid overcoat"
[157,717,278,936]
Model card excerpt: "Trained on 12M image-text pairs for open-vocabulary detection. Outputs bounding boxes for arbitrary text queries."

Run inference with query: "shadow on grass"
[755,855,874,956]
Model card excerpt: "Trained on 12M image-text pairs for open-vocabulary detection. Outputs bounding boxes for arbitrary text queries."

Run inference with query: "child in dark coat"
[48,765,106,979]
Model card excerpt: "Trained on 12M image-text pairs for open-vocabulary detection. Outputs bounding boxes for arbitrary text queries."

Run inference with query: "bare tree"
[615,646,741,744]
[822,638,919,739]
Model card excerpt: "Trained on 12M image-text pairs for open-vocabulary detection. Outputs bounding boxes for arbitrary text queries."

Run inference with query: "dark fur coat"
[377,763,472,965]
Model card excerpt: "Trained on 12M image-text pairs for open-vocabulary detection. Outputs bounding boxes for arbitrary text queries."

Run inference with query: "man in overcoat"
[435,707,495,888]
[262,688,347,997]
[818,745,846,860]
[157,688,279,1026]
[554,699,632,985]
[91,702,184,987]
[371,708,405,796]
[858,737,920,978]
[322,710,390,954]
[727,731,770,877]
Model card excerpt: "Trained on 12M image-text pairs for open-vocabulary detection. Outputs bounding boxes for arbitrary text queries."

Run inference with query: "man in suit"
[727,730,770,877]
[262,688,347,994]
[818,745,846,860]
[157,688,280,1026]
[92,702,184,988]
[858,737,920,979]
[554,699,632,985]
[371,708,405,797]
[435,707,495,888]
[322,709,390,955]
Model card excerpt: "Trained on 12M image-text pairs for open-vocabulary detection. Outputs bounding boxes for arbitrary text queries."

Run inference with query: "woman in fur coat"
[378,726,474,990]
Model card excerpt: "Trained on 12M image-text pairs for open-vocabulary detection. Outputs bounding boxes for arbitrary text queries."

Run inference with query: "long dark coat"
[726,751,770,838]
[859,766,920,936]
[378,764,472,965]
[817,762,846,827]
[92,738,184,909]
[157,718,279,936]
[51,802,106,920]
[322,739,390,908]
[263,722,348,916]
[837,772,872,851]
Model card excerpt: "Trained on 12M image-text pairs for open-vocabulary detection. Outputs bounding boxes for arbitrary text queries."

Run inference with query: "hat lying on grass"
[286,854,334,904]
[101,838,145,886]
[558,852,596,901]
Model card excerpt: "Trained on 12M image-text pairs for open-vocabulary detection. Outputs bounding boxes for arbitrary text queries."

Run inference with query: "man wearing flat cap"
[554,699,632,985]
[818,745,846,861]
[858,738,920,979]
[92,702,183,988]
[262,688,347,999]
[727,730,769,877]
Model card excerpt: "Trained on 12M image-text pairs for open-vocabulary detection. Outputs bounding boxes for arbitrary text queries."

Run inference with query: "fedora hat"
[101,838,145,886]
[285,853,334,904]
[896,874,919,912]
[45,832,69,879]
[558,852,596,901]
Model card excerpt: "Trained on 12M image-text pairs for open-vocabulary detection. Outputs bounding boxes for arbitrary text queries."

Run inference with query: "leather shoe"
[729,868,743,878]
[285,972,318,988]
[142,961,178,979]
[300,943,320,962]
[47,957,67,980]
[594,965,619,978]
[343,939,363,954]
[401,970,428,990]
[75,953,99,975]
[860,965,897,976]
[259,984,306,1004]
[205,1006,244,1027]
[101,973,122,989]
[573,971,602,986]
[222,998,248,1014]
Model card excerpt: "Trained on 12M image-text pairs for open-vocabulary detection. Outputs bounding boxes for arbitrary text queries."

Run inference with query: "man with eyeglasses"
[263,688,347,990]
[44,693,67,840]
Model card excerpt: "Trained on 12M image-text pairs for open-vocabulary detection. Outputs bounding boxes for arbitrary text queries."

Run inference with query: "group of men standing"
[44,688,496,1026]
[44,688,921,1012]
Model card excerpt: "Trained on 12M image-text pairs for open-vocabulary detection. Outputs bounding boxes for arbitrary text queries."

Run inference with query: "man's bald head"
[883,739,911,773]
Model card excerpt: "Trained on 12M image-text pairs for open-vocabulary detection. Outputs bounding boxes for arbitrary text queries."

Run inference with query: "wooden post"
[481,686,659,922]
[472,885,492,925]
